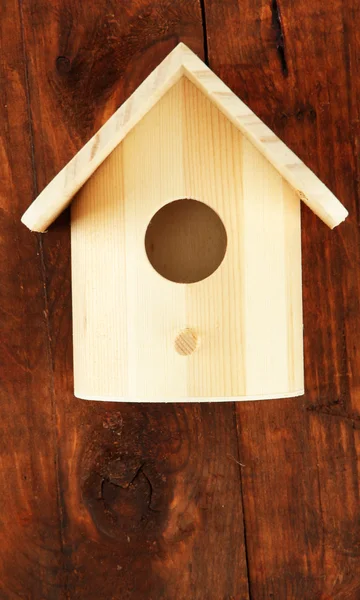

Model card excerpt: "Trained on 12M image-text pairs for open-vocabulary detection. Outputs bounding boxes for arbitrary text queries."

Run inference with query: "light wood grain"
[21,43,348,232]
[72,77,304,401]
[71,145,128,398]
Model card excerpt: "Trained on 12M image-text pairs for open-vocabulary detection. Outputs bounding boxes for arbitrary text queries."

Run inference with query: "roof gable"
[21,43,348,232]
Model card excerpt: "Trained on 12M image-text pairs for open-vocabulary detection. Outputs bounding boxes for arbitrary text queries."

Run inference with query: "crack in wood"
[271,0,288,76]
[306,398,360,428]
[200,0,209,65]
[99,462,160,515]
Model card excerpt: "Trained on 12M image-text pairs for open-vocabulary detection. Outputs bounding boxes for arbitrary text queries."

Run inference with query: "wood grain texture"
[72,75,303,401]
[0,1,63,596]
[204,0,360,597]
[12,1,250,598]
[2,0,359,598]
[21,43,348,232]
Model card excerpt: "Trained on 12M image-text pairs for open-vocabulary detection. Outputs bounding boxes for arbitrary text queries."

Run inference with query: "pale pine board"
[71,145,128,397]
[71,76,303,401]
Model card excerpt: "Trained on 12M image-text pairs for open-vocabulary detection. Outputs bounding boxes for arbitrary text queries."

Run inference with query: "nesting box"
[22,44,348,402]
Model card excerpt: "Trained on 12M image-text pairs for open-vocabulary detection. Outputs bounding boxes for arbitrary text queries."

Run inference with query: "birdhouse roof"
[21,43,348,232]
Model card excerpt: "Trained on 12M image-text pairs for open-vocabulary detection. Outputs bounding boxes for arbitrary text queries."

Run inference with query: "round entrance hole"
[145,199,227,284]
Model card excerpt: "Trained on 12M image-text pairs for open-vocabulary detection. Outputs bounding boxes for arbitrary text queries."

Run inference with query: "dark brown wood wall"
[0,1,359,598]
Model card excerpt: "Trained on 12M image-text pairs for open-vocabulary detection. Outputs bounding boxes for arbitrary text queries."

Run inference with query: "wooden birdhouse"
[22,43,348,402]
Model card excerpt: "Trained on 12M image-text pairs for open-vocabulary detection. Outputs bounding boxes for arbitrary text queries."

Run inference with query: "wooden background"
[0,0,359,598]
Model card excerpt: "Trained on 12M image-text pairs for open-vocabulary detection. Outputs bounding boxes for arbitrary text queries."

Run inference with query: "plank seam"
[199,0,209,65]
[232,404,253,599]
[17,0,68,593]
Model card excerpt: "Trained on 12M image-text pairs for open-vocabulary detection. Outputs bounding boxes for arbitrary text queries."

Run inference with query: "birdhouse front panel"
[71,76,304,401]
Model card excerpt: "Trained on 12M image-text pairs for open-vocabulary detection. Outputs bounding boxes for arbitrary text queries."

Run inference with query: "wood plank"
[71,143,129,399]
[240,138,302,397]
[19,1,250,597]
[0,1,63,596]
[204,0,360,597]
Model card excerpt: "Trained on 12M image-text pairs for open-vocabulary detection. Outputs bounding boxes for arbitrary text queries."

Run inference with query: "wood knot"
[174,328,199,356]
[56,56,71,74]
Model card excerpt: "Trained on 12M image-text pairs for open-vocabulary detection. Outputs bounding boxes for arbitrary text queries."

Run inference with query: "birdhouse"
[22,43,348,402]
